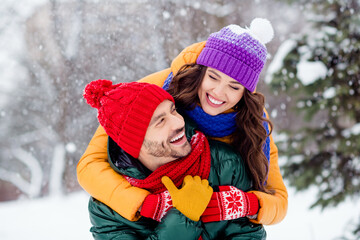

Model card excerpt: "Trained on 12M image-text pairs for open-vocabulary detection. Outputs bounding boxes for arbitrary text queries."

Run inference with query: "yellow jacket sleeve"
[77,125,150,221]
[138,68,171,85]
[249,110,288,225]
[170,41,206,75]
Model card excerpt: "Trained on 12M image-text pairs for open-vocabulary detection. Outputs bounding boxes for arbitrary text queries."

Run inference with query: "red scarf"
[125,131,211,194]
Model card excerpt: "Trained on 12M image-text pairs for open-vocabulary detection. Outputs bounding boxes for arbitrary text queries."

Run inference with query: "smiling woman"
[198,67,245,116]
[168,61,272,195]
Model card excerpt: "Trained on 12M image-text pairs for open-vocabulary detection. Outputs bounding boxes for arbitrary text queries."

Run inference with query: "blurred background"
[0,0,359,239]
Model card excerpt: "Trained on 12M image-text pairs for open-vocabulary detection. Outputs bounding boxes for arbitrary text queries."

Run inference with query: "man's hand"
[161,175,213,221]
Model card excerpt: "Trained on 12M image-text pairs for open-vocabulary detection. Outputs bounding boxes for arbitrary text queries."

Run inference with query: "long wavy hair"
[167,63,273,194]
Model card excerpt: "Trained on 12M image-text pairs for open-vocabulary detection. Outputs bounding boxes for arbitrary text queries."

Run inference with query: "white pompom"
[249,18,274,44]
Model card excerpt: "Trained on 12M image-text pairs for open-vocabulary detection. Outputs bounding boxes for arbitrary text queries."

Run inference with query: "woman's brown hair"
[167,63,274,194]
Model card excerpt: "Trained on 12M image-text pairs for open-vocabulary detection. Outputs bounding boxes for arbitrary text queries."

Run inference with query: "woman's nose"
[212,83,225,97]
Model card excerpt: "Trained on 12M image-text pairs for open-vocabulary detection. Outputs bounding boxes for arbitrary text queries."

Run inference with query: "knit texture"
[246,193,260,216]
[140,191,173,222]
[83,79,174,158]
[262,112,271,168]
[162,71,173,90]
[197,25,268,92]
[124,131,211,194]
[201,186,259,222]
[185,105,270,165]
[184,106,237,138]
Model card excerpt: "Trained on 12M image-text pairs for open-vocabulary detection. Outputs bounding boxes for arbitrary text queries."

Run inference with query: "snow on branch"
[10,147,43,197]
[10,126,59,146]
[49,143,65,197]
[265,39,297,84]
[65,7,82,59]
[0,168,33,196]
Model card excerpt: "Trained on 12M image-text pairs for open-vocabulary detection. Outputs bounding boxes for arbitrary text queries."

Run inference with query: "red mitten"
[201,186,259,223]
[140,190,173,222]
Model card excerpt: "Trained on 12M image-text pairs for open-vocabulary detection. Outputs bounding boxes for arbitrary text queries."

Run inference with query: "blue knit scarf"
[163,72,270,163]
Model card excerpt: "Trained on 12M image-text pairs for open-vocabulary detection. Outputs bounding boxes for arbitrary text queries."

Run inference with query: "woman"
[77,18,287,225]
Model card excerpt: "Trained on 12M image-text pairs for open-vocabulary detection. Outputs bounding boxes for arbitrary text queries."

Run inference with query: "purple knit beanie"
[197,18,274,92]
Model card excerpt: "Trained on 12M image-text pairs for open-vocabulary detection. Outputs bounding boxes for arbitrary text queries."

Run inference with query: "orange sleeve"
[77,125,150,221]
[249,109,288,225]
[138,41,205,87]
[138,68,171,86]
[170,41,206,74]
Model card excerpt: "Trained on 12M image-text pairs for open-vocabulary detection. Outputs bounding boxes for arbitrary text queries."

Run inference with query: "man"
[82,79,265,240]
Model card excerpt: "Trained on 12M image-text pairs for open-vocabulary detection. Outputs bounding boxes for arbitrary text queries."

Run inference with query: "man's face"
[138,100,191,171]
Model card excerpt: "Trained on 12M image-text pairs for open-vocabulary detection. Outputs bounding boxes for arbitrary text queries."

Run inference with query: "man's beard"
[142,129,191,159]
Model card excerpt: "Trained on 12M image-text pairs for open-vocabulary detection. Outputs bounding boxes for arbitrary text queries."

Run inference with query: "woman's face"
[198,67,245,116]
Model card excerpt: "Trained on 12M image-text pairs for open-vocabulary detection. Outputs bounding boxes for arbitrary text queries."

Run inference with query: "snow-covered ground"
[266,186,358,240]
[0,191,92,240]
[0,186,357,240]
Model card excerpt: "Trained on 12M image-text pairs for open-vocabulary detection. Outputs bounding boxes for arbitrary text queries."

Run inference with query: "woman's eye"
[209,75,217,80]
[230,86,239,90]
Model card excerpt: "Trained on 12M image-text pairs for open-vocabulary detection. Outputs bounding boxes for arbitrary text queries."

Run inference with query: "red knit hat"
[83,79,174,158]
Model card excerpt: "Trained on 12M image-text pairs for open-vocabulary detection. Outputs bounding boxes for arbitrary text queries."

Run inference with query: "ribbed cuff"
[140,194,159,220]
[246,192,259,216]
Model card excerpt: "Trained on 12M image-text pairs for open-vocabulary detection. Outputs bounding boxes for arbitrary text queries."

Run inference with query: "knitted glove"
[140,191,173,222]
[201,186,259,223]
[161,175,213,221]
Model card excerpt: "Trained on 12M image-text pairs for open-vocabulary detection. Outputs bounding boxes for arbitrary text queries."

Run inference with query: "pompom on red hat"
[83,80,174,158]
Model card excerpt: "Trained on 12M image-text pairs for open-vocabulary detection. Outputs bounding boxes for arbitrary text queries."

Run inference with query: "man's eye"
[157,118,165,126]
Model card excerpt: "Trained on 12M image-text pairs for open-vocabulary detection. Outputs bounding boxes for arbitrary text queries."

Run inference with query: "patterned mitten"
[140,191,173,222]
[201,186,259,222]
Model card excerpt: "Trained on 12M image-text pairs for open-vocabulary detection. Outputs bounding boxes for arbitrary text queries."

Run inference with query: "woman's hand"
[201,186,259,222]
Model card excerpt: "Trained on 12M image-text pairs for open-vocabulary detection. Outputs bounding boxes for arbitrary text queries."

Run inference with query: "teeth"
[208,95,224,105]
[170,132,184,143]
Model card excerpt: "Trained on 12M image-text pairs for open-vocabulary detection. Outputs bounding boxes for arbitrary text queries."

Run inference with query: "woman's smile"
[206,93,225,107]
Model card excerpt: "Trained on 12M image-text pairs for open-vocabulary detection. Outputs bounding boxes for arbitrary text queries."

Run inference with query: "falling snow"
[1,0,359,239]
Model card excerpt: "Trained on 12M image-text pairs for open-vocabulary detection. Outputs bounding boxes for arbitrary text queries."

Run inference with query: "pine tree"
[269,0,360,237]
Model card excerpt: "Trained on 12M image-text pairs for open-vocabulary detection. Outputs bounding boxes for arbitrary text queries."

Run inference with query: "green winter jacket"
[88,119,266,240]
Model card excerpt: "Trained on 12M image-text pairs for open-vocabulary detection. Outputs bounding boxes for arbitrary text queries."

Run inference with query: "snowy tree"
[268,0,360,238]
